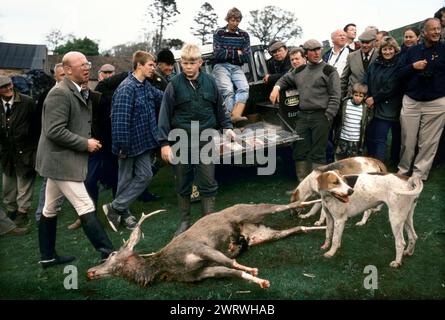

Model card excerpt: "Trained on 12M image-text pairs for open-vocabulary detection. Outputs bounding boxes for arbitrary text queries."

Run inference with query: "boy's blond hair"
[180,44,201,61]
[352,82,368,95]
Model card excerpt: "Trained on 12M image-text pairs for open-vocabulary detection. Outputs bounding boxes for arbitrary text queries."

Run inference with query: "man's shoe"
[2,227,30,236]
[138,190,161,202]
[39,254,75,269]
[67,219,82,230]
[123,214,138,230]
[102,203,122,232]
[14,212,29,227]
[6,210,17,221]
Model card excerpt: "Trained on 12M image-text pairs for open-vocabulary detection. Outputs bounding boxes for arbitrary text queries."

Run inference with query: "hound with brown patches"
[317,170,423,267]
[290,157,387,226]
[87,202,324,288]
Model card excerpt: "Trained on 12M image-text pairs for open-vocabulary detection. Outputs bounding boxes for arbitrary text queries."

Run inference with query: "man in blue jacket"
[102,51,163,232]
[398,18,445,180]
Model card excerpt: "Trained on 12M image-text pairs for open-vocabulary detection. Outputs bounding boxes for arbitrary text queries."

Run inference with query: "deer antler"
[125,209,166,251]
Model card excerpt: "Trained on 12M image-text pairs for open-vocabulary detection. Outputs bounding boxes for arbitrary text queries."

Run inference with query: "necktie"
[5,102,11,118]
[81,89,89,101]
[363,54,370,70]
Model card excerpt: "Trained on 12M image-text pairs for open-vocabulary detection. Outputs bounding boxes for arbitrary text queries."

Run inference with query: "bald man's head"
[62,51,91,85]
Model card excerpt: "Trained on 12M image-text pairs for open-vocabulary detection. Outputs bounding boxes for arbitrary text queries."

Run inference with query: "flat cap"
[302,39,322,50]
[358,30,377,42]
[268,41,286,53]
[0,75,12,87]
[99,64,115,73]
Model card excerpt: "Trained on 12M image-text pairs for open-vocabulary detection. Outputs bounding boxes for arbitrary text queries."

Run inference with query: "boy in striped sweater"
[213,7,250,127]
[335,83,372,160]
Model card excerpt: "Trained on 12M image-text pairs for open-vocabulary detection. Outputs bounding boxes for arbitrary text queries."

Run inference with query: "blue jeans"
[212,63,249,112]
[366,118,399,162]
[111,151,153,212]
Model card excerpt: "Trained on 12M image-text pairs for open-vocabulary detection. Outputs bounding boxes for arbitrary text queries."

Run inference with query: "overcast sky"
[0,0,443,52]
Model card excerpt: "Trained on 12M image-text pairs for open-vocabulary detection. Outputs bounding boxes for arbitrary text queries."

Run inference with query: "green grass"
[1,158,444,300]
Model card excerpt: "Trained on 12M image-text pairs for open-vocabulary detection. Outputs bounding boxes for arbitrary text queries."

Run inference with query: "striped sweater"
[213,26,250,66]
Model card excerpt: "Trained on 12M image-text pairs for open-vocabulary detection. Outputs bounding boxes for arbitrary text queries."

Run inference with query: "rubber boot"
[38,215,75,268]
[231,102,248,127]
[295,161,312,183]
[79,211,115,260]
[174,195,191,236]
[201,196,215,216]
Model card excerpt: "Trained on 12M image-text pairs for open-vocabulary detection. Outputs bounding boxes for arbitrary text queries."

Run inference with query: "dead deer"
[87,202,325,288]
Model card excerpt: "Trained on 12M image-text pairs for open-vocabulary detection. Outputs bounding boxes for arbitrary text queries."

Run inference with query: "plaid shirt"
[111,73,163,157]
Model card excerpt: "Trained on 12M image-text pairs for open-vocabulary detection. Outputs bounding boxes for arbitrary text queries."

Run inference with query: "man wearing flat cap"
[270,39,341,182]
[98,64,115,82]
[340,29,378,98]
[263,40,291,88]
[0,75,39,227]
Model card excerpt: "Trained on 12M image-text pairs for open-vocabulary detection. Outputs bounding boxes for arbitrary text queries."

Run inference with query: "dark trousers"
[292,110,331,164]
[85,150,118,207]
[174,162,218,197]
[366,118,401,162]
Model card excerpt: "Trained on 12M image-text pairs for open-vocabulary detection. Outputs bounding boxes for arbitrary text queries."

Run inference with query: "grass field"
[0,156,444,300]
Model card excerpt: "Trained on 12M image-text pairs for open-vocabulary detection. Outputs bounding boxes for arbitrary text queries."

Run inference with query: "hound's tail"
[395,176,423,196]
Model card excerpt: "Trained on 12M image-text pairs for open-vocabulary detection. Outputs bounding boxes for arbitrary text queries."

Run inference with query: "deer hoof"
[250,268,258,276]
[355,221,365,226]
[320,242,330,250]
[260,280,270,288]
[390,261,401,268]
[323,251,335,258]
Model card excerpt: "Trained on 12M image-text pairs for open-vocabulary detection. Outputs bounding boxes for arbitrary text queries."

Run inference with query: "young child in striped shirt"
[335,83,372,160]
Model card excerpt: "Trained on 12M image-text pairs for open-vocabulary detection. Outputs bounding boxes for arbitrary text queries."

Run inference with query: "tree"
[247,6,303,45]
[45,29,67,52]
[162,38,184,50]
[191,2,218,45]
[106,42,151,57]
[54,37,100,56]
[147,0,180,52]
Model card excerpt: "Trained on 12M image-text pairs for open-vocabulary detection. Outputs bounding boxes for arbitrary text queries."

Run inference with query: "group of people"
[268,11,445,185]
[0,7,444,272]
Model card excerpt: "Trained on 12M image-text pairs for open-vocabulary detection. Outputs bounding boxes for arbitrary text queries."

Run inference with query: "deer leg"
[198,246,258,276]
[196,266,270,288]
[299,202,321,219]
[244,224,325,246]
[230,202,316,225]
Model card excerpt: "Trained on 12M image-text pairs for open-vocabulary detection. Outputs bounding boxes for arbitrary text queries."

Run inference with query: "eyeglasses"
[69,61,92,70]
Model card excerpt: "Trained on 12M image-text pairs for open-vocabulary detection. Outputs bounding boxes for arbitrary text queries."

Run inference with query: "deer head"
[87,210,165,283]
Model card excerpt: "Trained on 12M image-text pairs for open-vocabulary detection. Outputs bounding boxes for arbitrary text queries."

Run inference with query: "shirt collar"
[71,80,82,92]
[2,97,14,108]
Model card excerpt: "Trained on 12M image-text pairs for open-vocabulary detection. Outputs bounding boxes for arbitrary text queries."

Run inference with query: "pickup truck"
[173,44,301,165]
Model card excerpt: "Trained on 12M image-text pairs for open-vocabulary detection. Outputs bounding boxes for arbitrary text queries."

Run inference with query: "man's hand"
[225,129,237,141]
[365,97,374,109]
[87,139,102,153]
[161,145,173,164]
[263,74,270,84]
[269,87,280,104]
[413,59,427,70]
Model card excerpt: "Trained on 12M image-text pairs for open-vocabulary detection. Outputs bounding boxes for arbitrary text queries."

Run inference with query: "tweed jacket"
[36,78,93,181]
[340,49,377,98]
[0,90,38,176]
